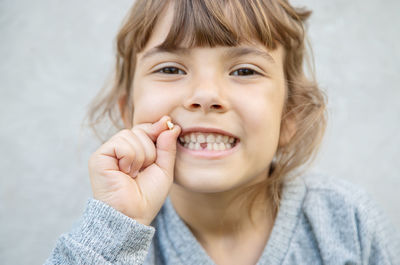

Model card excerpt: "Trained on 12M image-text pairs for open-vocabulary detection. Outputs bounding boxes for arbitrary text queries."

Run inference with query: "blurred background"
[1,0,399,264]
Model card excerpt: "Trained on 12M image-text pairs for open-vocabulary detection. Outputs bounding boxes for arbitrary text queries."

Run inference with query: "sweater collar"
[256,176,306,264]
[156,176,306,265]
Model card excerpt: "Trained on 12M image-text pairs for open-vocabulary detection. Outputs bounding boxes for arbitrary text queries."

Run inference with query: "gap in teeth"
[179,132,237,151]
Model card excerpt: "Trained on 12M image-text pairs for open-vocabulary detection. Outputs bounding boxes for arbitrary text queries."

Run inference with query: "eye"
[230,68,260,76]
[155,66,186,75]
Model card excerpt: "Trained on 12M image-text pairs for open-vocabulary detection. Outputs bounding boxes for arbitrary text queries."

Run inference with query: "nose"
[183,79,229,114]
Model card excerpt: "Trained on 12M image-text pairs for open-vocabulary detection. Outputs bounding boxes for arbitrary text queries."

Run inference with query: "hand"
[88,116,181,225]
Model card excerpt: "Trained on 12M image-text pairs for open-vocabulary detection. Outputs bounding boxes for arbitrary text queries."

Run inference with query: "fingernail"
[162,115,170,122]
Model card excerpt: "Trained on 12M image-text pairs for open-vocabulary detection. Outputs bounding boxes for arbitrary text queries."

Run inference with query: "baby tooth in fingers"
[166,120,174,130]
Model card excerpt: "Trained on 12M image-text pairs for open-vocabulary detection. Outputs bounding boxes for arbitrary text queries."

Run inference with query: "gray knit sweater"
[45,173,400,264]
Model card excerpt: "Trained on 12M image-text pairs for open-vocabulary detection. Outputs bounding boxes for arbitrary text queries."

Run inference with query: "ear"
[278,114,296,147]
[118,94,131,128]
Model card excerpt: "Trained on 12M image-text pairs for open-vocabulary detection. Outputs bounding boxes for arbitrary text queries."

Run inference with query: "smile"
[178,132,239,151]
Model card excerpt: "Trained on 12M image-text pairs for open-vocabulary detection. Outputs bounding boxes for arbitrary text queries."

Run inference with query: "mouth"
[178,127,240,151]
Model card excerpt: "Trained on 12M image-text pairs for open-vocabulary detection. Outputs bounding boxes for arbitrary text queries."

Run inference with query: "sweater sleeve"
[44,198,155,265]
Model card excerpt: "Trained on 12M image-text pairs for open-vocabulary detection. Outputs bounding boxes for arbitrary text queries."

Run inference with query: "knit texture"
[45,173,400,264]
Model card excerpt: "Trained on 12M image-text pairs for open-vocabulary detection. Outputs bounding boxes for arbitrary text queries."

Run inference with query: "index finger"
[132,116,172,142]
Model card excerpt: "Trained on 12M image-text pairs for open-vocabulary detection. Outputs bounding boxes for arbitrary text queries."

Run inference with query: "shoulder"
[297,172,383,231]
[299,171,378,214]
[300,171,369,199]
[291,172,400,264]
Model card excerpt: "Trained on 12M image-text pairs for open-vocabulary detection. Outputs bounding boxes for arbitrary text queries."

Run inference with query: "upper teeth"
[179,133,235,144]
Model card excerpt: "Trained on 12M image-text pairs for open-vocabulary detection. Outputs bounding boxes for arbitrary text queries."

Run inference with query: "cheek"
[233,84,285,134]
[233,82,285,167]
[132,79,180,124]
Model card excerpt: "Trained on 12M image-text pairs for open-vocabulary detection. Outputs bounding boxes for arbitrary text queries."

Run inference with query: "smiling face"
[131,3,287,193]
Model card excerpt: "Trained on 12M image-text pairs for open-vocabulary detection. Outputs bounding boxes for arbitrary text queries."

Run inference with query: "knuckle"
[132,127,150,139]
[131,127,144,138]
[120,143,135,159]
[112,129,133,141]
[120,129,134,137]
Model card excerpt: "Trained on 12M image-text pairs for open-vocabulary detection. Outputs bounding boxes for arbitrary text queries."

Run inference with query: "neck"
[169,182,276,245]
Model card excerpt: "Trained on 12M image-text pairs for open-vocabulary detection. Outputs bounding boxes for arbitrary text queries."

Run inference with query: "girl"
[46,0,399,264]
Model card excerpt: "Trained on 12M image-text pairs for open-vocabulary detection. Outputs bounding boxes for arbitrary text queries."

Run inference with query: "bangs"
[131,0,301,53]
[160,0,277,50]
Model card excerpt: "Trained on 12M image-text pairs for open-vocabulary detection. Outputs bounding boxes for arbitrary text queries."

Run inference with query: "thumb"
[155,123,181,177]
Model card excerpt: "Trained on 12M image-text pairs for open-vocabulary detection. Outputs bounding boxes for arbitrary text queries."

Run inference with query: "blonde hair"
[84,0,327,217]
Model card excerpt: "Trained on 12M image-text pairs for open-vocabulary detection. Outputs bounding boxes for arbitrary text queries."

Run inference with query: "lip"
[177,140,240,159]
[180,127,239,139]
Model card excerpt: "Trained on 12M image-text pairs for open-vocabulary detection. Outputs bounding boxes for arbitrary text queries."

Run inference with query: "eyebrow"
[140,45,275,64]
[140,46,190,61]
[222,47,276,64]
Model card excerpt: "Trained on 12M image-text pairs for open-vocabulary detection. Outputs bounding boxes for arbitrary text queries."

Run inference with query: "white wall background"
[1,0,399,264]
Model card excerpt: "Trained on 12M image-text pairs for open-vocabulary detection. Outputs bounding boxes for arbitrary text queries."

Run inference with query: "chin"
[173,166,242,193]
